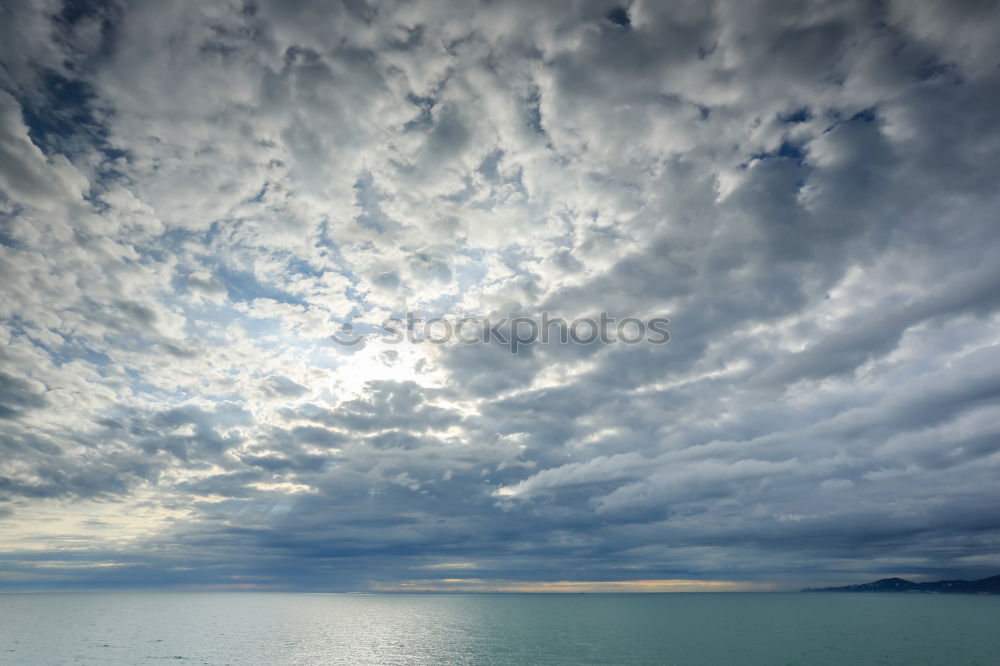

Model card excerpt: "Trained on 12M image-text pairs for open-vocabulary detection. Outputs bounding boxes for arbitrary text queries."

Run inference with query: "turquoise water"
[1,592,998,665]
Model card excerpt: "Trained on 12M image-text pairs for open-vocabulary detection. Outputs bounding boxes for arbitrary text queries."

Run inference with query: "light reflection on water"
[1,592,999,665]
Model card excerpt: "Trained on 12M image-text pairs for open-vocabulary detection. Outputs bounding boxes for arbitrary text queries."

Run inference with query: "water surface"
[1,592,998,664]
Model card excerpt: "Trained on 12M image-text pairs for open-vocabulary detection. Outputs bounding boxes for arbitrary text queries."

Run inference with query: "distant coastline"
[803,575,1000,594]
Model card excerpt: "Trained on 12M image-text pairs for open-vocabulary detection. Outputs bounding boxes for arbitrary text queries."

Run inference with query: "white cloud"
[2,0,1000,590]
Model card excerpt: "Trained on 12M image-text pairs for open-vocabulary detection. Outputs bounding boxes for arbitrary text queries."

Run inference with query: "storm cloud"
[2,0,1000,591]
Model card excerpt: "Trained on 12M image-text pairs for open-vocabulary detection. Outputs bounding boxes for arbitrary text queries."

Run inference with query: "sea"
[1,592,998,665]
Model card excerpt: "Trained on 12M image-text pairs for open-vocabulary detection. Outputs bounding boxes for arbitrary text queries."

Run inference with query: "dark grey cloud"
[2,0,1000,591]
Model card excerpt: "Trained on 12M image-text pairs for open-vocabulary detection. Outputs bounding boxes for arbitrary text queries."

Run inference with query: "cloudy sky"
[2,0,1000,592]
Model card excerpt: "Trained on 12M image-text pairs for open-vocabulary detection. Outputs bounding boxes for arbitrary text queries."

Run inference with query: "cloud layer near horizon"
[2,0,1000,591]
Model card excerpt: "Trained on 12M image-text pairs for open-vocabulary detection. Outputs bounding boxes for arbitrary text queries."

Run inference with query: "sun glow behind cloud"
[2,0,1000,592]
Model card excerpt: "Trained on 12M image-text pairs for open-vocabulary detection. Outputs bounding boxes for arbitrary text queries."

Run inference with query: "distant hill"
[803,575,1000,594]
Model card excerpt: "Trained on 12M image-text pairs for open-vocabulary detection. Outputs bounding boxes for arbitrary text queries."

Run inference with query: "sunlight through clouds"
[2,0,1000,592]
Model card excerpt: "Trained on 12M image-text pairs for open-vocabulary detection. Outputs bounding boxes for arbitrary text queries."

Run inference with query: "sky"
[1,0,1000,593]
